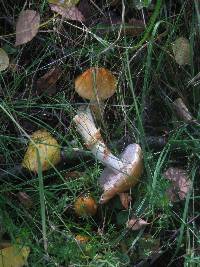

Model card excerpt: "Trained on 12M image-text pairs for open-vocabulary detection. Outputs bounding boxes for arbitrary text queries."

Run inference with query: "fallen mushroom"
[22,129,61,173]
[73,106,124,173]
[75,67,117,121]
[73,106,143,203]
[99,143,143,203]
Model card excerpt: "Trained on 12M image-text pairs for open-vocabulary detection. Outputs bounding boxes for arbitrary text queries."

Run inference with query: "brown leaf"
[119,193,132,209]
[77,0,94,23]
[127,216,149,230]
[37,67,62,95]
[164,167,191,201]
[50,4,85,22]
[173,98,193,123]
[15,10,40,46]
[17,192,33,209]
[0,48,9,71]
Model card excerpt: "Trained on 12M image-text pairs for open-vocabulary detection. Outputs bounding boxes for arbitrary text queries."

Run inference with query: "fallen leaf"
[50,4,85,22]
[17,192,33,209]
[119,193,132,209]
[173,98,193,123]
[48,0,80,7]
[15,10,40,46]
[22,129,61,173]
[126,216,149,230]
[78,0,94,23]
[164,167,191,201]
[172,37,190,66]
[37,66,62,95]
[0,48,9,71]
[0,244,30,267]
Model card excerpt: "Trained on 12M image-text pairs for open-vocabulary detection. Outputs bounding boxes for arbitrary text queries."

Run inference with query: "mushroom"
[74,195,97,217]
[73,107,143,203]
[99,143,143,203]
[22,129,61,173]
[75,67,117,121]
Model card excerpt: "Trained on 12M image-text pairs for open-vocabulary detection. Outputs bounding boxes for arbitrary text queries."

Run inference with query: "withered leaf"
[50,4,85,22]
[0,48,9,71]
[164,167,191,202]
[15,10,40,46]
[119,192,132,210]
[127,216,149,230]
[172,37,190,66]
[37,66,62,95]
[173,98,193,123]
[0,243,30,267]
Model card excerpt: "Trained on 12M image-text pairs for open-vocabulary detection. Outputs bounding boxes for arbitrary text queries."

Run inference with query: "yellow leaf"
[22,129,61,173]
[0,244,30,267]
[0,48,9,72]
[48,0,80,8]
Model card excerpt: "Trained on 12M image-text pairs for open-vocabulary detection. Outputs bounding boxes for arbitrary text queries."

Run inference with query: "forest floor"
[0,0,200,266]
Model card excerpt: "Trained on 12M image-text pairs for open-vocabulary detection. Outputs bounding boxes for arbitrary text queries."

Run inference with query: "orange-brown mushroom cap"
[75,67,117,100]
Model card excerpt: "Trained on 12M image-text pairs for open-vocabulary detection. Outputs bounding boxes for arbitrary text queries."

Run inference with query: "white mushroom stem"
[73,107,124,173]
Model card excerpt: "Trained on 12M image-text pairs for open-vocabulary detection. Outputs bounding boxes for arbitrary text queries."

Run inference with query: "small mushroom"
[73,107,143,203]
[22,129,61,173]
[75,235,90,243]
[75,67,117,120]
[74,195,97,217]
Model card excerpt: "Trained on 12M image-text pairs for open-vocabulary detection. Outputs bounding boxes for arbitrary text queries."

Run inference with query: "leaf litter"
[15,10,40,46]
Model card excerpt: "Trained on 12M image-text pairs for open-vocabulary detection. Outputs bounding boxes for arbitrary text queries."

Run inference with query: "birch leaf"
[0,244,30,267]
[0,48,9,71]
[50,4,85,22]
[172,37,190,66]
[15,10,40,46]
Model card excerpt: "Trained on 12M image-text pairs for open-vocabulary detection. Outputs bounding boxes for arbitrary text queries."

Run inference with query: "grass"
[0,0,200,266]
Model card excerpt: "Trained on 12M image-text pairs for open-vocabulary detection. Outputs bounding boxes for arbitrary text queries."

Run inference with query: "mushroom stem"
[73,107,124,173]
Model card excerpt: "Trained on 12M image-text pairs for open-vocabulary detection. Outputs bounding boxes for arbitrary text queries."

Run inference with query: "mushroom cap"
[75,235,90,243]
[75,67,117,100]
[99,144,143,204]
[22,129,61,173]
[74,196,97,217]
